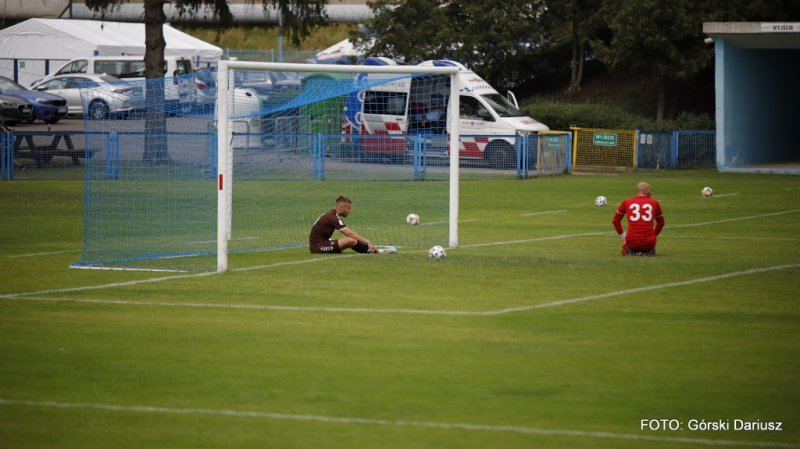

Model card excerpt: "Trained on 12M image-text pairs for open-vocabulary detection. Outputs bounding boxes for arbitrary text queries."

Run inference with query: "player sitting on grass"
[309,196,396,254]
[612,182,665,257]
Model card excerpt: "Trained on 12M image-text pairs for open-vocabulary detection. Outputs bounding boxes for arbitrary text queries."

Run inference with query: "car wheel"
[45,118,60,124]
[88,100,109,120]
[485,141,515,170]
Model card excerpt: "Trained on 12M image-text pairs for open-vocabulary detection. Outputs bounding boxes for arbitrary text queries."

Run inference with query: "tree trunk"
[656,75,667,122]
[575,40,585,90]
[567,15,582,94]
[143,0,170,163]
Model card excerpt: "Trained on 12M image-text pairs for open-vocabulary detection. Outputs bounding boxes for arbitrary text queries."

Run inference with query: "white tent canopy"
[0,18,222,64]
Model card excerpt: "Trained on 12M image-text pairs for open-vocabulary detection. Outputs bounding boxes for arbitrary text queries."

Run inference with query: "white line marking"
[6,264,798,316]
[0,257,345,300]
[713,193,740,197]
[670,209,800,228]
[485,264,800,314]
[6,250,81,258]
[422,219,476,226]
[3,209,798,302]
[668,236,800,242]
[521,210,567,217]
[0,399,795,447]
[461,232,610,248]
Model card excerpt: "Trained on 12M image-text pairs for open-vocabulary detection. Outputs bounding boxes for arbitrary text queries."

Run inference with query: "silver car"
[31,74,146,119]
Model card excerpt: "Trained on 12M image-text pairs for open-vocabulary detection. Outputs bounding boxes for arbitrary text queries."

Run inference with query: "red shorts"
[310,239,341,254]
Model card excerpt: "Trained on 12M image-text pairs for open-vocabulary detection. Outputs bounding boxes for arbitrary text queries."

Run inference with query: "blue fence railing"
[1,129,715,181]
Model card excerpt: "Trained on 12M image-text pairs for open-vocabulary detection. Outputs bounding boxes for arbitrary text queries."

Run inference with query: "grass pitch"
[1,170,799,448]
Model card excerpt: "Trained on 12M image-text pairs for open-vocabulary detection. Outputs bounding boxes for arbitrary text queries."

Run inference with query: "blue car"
[0,76,68,124]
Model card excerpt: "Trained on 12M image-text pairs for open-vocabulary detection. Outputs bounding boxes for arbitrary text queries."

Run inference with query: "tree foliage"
[354,0,545,89]
[357,0,799,121]
[352,0,453,63]
[591,0,714,120]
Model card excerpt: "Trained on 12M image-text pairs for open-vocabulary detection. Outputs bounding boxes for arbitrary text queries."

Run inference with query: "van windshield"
[480,93,524,118]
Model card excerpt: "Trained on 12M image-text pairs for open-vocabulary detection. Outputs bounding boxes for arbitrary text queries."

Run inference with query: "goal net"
[71,61,460,272]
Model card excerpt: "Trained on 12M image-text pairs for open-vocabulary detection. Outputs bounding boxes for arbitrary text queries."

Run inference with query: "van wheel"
[485,141,515,170]
[88,100,109,120]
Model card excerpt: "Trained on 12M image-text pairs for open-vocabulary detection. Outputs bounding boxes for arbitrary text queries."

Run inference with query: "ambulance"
[341,58,548,168]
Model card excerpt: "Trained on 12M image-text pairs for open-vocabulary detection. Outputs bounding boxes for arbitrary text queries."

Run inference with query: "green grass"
[1,170,799,448]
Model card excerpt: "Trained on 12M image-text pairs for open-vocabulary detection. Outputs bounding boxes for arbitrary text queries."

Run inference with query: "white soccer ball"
[429,245,446,260]
[702,187,713,197]
[595,196,608,207]
[406,213,420,225]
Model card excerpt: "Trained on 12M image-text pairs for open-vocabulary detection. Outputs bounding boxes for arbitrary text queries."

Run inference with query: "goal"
[71,60,461,272]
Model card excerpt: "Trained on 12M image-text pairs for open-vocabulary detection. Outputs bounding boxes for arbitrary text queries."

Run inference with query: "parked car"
[0,93,34,126]
[31,74,146,119]
[0,76,68,124]
[233,70,304,96]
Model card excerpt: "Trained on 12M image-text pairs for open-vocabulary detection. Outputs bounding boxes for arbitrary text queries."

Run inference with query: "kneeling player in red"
[612,182,665,257]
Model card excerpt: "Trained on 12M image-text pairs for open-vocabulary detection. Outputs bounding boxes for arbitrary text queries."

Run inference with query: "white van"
[35,56,196,111]
[341,58,548,168]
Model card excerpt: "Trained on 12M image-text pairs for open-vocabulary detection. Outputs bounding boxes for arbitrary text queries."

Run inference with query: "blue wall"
[716,39,800,171]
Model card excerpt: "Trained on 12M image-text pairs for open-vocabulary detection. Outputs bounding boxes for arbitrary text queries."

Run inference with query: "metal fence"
[2,128,714,181]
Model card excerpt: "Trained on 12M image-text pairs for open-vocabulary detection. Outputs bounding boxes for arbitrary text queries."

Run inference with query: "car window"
[459,96,489,120]
[41,79,67,90]
[176,60,192,75]
[0,77,26,91]
[58,60,88,76]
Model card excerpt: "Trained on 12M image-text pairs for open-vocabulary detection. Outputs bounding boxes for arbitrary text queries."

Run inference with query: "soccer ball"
[595,196,608,207]
[406,213,420,225]
[429,245,446,260]
[702,187,713,197]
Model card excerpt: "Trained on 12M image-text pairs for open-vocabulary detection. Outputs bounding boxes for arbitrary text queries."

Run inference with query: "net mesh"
[72,67,453,271]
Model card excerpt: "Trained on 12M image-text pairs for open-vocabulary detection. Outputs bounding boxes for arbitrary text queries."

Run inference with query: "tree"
[444,0,545,89]
[541,0,603,94]
[84,0,327,162]
[591,0,715,121]
[355,0,545,89]
[351,0,454,64]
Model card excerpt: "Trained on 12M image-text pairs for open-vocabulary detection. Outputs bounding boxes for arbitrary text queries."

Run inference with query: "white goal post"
[216,60,461,272]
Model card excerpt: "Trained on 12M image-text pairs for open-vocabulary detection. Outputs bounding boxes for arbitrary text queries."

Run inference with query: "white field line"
[460,232,611,248]
[0,257,346,300]
[520,210,567,217]
[668,236,800,242]
[669,209,800,228]
[0,399,796,448]
[6,264,799,316]
[713,193,741,197]
[6,249,81,258]
[2,209,799,304]
[422,219,476,226]
[485,264,800,315]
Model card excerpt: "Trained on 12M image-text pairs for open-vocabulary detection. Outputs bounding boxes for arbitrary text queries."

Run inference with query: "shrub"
[524,100,715,132]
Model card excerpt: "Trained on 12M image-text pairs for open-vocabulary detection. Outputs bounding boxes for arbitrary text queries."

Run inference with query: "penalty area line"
[521,210,567,217]
[0,399,796,448]
[4,264,799,317]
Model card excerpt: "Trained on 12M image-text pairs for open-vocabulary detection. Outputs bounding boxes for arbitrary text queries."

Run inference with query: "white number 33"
[629,203,653,222]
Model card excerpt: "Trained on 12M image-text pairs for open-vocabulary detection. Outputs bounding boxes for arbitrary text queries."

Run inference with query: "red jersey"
[612,195,665,250]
